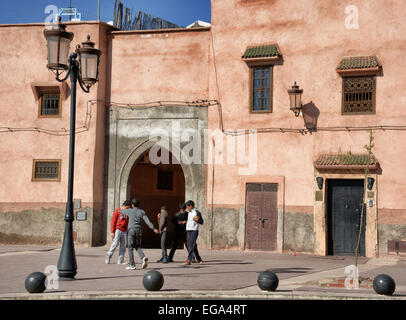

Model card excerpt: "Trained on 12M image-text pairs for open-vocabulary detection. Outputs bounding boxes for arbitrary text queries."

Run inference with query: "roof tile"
[337,56,381,70]
[242,45,281,59]
[314,153,379,169]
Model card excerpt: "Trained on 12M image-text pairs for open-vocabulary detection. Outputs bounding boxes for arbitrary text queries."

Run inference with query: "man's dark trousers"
[187,230,201,262]
[168,231,187,260]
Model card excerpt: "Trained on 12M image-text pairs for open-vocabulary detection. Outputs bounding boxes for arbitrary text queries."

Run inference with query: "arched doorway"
[128,149,185,248]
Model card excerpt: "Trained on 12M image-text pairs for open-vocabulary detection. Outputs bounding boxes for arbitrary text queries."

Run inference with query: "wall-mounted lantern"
[287,82,303,117]
[316,176,324,190]
[367,177,375,190]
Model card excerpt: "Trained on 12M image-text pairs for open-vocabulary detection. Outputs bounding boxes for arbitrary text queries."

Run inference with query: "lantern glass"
[58,36,71,68]
[288,83,303,112]
[44,22,73,71]
[80,53,99,84]
[46,36,59,67]
[289,92,302,111]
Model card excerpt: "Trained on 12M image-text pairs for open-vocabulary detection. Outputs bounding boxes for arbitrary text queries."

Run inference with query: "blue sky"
[0,0,211,27]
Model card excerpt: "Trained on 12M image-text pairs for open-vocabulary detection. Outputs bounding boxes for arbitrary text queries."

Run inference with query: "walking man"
[168,203,188,262]
[184,200,204,265]
[105,200,131,264]
[157,206,169,263]
[120,198,160,270]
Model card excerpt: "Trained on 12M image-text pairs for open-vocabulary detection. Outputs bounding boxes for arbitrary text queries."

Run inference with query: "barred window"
[39,93,61,117]
[251,66,272,112]
[32,160,61,181]
[342,76,376,114]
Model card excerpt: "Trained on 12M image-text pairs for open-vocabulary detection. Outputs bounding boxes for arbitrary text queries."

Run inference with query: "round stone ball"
[25,272,47,294]
[143,270,164,291]
[373,274,396,296]
[257,270,279,291]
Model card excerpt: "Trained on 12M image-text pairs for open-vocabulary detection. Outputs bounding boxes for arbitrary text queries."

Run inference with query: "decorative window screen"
[40,93,60,116]
[342,76,376,114]
[252,67,272,111]
[32,160,61,181]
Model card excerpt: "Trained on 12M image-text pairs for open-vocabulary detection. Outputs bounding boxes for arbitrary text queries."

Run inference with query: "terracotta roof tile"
[242,45,281,59]
[314,153,379,169]
[337,56,381,70]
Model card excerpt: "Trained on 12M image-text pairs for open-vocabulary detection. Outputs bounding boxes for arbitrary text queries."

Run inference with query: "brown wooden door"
[245,183,278,251]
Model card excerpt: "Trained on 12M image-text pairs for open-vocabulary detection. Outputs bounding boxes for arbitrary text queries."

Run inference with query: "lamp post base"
[57,219,77,281]
[58,274,76,281]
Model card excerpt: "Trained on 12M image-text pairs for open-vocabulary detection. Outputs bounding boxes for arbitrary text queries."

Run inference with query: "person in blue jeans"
[184,200,204,265]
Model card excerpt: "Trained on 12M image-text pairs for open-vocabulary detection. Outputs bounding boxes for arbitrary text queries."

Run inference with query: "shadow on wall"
[302,101,320,133]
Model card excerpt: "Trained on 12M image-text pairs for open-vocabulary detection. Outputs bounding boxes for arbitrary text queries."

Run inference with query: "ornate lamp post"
[43,19,101,280]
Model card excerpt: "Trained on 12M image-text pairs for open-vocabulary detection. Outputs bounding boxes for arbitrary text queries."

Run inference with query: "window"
[32,160,61,181]
[336,56,381,115]
[342,76,376,114]
[39,92,61,117]
[251,66,272,112]
[242,44,282,113]
[157,170,173,190]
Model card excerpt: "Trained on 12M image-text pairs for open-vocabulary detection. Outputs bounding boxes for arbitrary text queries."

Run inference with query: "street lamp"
[287,82,303,117]
[44,19,101,280]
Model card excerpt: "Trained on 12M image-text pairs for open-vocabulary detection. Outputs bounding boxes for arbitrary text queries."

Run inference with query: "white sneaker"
[142,257,148,269]
[126,264,136,270]
[117,256,126,265]
[105,255,111,264]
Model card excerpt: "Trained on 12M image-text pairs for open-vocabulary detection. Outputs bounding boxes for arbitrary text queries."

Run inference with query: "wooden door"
[245,183,278,251]
[327,179,366,256]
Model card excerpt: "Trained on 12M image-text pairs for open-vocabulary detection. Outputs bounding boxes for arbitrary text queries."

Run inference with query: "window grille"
[32,160,61,181]
[40,93,60,116]
[342,76,375,114]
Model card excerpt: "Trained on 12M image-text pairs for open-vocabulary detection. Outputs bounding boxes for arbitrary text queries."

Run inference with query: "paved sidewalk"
[0,244,405,300]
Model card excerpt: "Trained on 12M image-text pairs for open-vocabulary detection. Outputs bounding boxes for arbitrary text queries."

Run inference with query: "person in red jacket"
[105,200,131,264]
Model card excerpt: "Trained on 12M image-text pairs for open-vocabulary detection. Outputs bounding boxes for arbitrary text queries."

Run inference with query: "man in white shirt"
[184,200,204,265]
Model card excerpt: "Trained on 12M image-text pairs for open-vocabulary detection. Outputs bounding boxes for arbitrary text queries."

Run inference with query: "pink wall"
[0,22,113,245]
[207,0,406,217]
[0,22,109,207]
[109,28,210,104]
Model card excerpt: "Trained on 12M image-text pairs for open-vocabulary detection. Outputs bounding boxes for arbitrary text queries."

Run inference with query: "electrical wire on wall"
[0,99,96,136]
[107,99,406,135]
[3,98,406,136]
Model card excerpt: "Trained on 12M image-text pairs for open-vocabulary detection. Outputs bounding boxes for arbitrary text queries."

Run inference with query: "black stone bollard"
[25,272,47,294]
[257,270,279,291]
[143,270,164,291]
[373,274,396,296]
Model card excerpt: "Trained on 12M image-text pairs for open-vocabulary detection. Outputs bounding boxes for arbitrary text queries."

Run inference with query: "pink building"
[0,0,405,257]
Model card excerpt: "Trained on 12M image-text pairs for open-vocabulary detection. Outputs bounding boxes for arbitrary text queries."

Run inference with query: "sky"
[0,0,211,27]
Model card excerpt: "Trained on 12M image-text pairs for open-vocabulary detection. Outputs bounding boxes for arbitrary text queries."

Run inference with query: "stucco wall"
[0,22,113,246]
[207,0,406,254]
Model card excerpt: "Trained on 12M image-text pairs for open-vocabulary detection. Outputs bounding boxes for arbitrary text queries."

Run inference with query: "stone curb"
[1,289,405,300]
